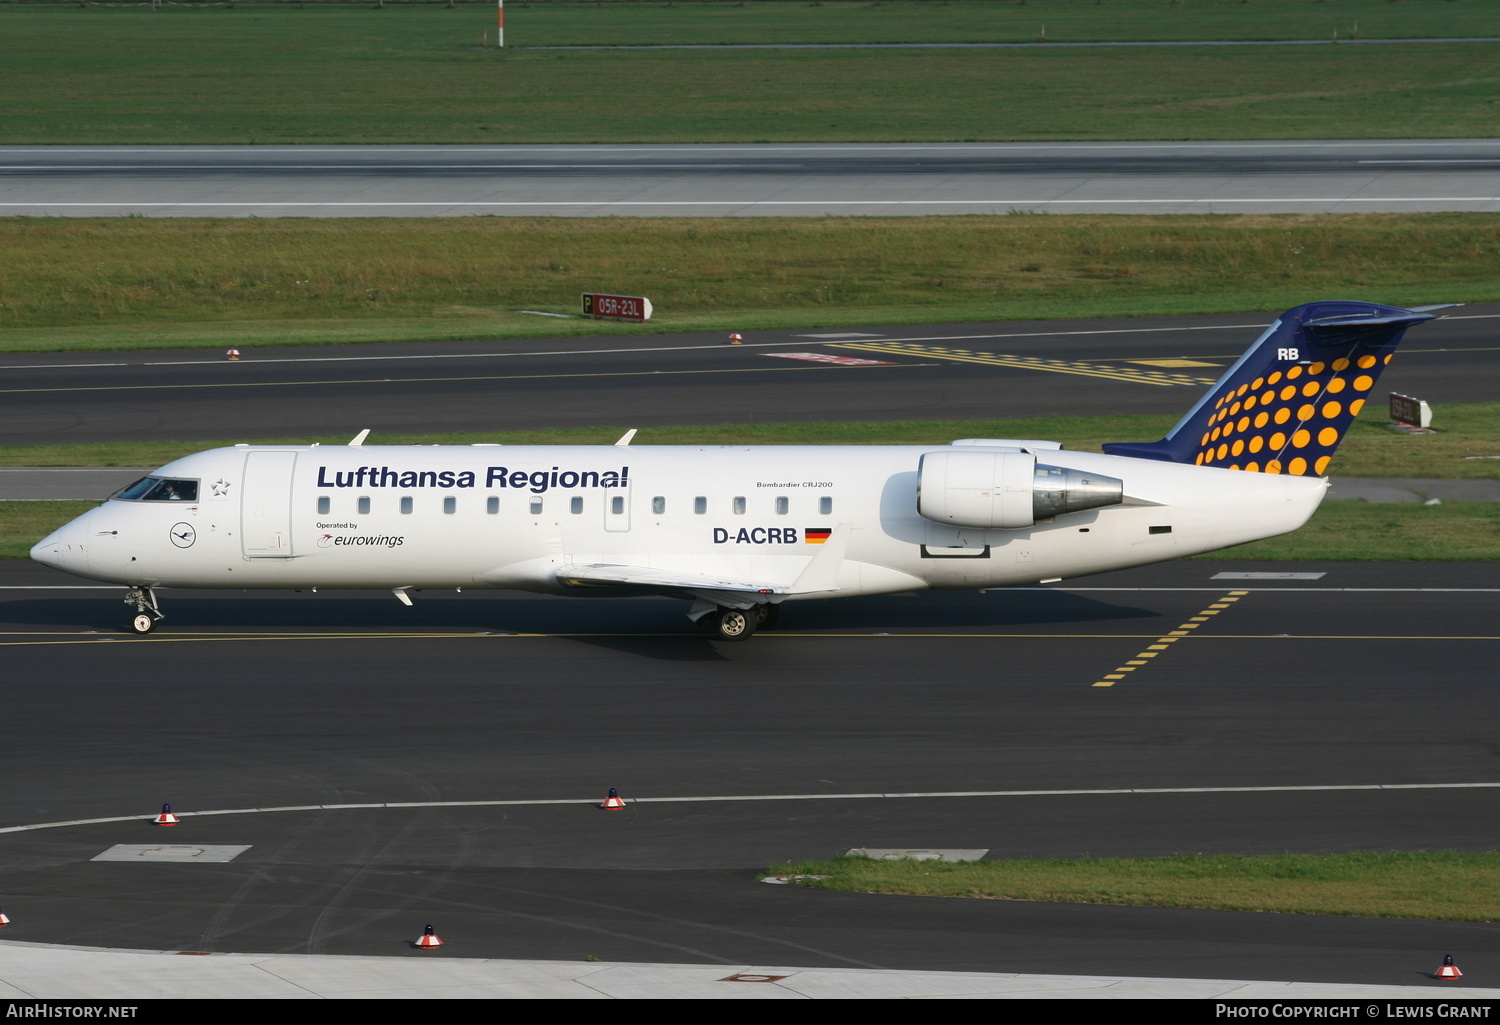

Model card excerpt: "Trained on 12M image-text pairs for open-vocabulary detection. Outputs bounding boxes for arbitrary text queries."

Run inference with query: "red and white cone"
[601,787,626,810]
[416,924,443,949]
[226,349,241,361]
[0,908,10,927]
[728,333,743,345]
[1436,954,1462,980]
[153,803,180,826]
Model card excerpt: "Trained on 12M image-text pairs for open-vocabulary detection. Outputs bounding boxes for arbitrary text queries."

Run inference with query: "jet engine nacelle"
[917,450,1124,529]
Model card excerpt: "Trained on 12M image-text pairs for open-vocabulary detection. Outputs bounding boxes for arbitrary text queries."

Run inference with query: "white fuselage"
[33,443,1327,599]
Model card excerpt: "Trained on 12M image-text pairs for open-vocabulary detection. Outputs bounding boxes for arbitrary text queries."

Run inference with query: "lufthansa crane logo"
[169,523,197,548]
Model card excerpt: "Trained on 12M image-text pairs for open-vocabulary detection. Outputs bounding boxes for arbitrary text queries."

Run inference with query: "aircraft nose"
[30,511,92,573]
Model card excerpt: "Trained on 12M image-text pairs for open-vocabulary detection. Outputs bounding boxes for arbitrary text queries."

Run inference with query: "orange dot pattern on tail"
[1189,346,1395,476]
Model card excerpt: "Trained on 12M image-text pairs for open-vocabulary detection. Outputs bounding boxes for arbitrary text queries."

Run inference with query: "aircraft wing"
[556,524,851,607]
[557,563,788,596]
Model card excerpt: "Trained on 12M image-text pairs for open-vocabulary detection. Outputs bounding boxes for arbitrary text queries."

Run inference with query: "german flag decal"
[804,527,832,544]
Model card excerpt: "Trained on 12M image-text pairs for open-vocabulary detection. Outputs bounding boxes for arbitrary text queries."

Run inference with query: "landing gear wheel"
[707,607,756,642]
[123,586,163,635]
[754,603,780,630]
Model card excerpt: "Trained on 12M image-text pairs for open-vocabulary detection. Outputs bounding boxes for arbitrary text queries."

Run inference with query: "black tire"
[754,603,780,630]
[709,607,756,642]
[130,613,157,635]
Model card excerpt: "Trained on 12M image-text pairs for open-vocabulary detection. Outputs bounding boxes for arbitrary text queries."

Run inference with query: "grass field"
[2,5,1497,144]
[2,214,1496,352]
[11,1,1498,48]
[764,851,1500,921]
[0,501,98,560]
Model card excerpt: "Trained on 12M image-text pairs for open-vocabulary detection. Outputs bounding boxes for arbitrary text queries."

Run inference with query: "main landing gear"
[697,602,779,642]
[124,587,163,635]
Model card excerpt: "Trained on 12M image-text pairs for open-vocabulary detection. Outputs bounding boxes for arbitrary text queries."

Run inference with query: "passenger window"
[530,498,543,515]
[611,496,625,515]
[400,496,413,515]
[487,496,499,514]
[733,496,746,515]
[443,496,456,514]
[820,497,833,515]
[694,497,707,515]
[358,497,371,515]
[775,497,788,515]
[317,496,331,515]
[652,496,665,515]
[571,496,583,514]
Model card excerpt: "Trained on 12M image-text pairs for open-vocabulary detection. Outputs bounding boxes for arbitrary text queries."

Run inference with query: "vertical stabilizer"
[1101,301,1435,476]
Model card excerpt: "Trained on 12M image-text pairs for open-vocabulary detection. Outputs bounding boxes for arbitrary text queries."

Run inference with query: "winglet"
[348,429,371,447]
[614,429,637,447]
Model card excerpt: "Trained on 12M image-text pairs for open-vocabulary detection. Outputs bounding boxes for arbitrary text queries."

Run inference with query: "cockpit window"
[116,477,198,502]
[145,479,198,501]
[115,477,157,500]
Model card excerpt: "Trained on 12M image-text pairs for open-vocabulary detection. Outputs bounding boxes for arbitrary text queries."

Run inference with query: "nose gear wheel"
[124,587,163,635]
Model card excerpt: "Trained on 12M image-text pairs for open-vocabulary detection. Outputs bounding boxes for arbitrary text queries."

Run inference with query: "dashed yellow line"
[1092,590,1250,688]
[831,341,1218,387]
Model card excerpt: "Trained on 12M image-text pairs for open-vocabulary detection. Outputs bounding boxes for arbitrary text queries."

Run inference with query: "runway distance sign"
[583,293,653,323]
[1389,391,1433,429]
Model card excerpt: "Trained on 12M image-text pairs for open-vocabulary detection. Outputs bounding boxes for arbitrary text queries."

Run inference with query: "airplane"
[31,300,1440,641]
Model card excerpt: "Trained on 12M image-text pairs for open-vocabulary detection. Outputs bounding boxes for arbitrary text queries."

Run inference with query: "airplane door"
[603,490,631,532]
[241,451,297,557]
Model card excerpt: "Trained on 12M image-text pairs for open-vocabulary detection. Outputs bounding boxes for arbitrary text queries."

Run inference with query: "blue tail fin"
[1101,301,1435,476]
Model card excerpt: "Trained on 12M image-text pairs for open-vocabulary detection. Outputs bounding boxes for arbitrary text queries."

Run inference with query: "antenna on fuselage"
[348,429,371,447]
[614,429,637,447]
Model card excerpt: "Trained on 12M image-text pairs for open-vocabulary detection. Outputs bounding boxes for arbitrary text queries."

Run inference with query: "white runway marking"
[11,142,1500,153]
[5,585,1498,594]
[1,781,1495,834]
[1025,587,1500,593]
[1359,159,1500,165]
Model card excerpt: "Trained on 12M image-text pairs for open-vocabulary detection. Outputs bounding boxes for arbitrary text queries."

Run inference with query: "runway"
[1,558,1498,986]
[2,305,1497,446]
[2,141,1498,217]
[4,299,1498,991]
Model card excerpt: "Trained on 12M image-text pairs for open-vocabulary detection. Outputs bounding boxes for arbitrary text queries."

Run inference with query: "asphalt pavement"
[2,306,1495,446]
[2,303,1496,997]
[1,558,1497,990]
[1,141,1497,216]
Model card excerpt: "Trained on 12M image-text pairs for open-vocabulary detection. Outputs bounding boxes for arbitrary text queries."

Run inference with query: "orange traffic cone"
[226,349,241,361]
[601,787,626,810]
[0,907,10,927]
[1436,954,1462,980]
[153,803,180,826]
[728,333,743,345]
[416,924,443,949]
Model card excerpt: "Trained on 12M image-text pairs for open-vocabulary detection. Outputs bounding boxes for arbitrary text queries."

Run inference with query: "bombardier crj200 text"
[33,301,1439,640]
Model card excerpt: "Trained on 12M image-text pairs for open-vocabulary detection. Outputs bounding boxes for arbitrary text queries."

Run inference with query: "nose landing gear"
[124,587,163,635]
